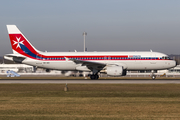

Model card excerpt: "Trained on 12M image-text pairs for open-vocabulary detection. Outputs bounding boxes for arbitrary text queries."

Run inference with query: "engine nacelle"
[106,66,123,76]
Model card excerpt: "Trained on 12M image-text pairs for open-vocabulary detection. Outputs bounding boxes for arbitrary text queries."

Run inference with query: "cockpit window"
[162,56,171,60]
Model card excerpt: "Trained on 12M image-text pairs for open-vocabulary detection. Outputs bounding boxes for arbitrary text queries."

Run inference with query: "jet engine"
[106,66,126,76]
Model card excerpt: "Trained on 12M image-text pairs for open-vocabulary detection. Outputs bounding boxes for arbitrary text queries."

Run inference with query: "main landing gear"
[90,74,99,80]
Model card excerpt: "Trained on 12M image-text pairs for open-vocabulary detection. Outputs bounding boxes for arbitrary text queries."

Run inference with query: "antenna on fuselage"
[150,49,153,52]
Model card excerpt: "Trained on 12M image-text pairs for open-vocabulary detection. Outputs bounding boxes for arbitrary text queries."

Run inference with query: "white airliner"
[4,25,176,79]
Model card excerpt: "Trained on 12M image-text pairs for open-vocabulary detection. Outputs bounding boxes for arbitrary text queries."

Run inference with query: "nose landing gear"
[150,70,157,80]
[151,70,156,80]
[151,75,156,80]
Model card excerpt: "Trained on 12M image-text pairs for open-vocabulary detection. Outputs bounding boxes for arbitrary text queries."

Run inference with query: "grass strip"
[0,84,180,120]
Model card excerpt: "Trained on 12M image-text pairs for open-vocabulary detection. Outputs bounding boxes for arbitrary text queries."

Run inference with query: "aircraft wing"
[70,59,105,66]
[69,58,106,71]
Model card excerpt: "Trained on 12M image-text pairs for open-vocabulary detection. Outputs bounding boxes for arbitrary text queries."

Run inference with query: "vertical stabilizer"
[7,25,39,56]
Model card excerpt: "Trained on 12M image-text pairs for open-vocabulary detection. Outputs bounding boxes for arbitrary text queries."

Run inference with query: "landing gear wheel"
[90,74,99,80]
[95,74,99,79]
[90,75,94,79]
[151,75,156,80]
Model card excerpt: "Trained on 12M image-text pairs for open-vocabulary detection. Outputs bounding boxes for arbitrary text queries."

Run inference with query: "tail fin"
[7,25,39,57]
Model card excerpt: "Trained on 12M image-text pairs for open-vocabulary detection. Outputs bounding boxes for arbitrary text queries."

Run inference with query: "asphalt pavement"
[1,79,180,84]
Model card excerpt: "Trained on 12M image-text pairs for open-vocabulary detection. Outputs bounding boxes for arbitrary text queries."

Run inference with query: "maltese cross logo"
[13,37,24,49]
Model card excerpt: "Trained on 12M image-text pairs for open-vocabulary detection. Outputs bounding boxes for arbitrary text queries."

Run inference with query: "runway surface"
[1,79,180,84]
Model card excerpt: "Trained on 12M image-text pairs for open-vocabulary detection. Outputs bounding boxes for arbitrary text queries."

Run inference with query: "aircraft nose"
[173,60,177,67]
[173,59,178,66]
[176,60,178,66]
[169,60,177,68]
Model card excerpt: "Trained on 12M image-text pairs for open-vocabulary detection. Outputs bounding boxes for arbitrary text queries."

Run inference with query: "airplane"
[4,25,176,80]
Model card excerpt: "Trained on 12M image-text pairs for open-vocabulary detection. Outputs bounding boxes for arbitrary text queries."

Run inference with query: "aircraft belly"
[22,59,175,71]
[125,60,166,70]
